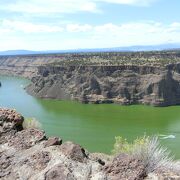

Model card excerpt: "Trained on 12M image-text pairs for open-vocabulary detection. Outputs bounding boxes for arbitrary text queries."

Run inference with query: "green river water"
[0,76,180,158]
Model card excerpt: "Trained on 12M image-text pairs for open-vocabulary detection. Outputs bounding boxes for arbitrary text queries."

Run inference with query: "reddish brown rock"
[0,108,24,133]
[8,128,46,149]
[26,151,51,170]
[44,164,75,180]
[103,154,146,180]
[44,137,62,147]
[59,141,88,163]
[0,153,12,178]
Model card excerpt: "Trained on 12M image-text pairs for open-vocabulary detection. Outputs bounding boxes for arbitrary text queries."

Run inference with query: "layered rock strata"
[0,55,63,78]
[1,52,180,106]
[26,63,180,106]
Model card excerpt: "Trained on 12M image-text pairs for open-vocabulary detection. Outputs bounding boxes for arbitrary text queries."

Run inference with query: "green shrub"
[132,136,173,173]
[112,135,175,173]
[23,117,41,129]
[112,135,149,155]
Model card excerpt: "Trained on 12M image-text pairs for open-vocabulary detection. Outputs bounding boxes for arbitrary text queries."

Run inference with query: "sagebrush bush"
[112,135,176,173]
[132,136,173,173]
[112,136,148,155]
[23,117,41,129]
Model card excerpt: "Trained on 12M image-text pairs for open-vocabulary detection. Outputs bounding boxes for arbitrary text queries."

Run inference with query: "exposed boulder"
[8,128,46,150]
[44,137,62,147]
[103,154,147,180]
[0,153,12,178]
[44,164,75,180]
[59,141,88,163]
[26,151,51,170]
[89,153,111,166]
[0,108,24,133]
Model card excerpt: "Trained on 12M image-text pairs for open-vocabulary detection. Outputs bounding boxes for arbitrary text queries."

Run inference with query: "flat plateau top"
[1,50,180,67]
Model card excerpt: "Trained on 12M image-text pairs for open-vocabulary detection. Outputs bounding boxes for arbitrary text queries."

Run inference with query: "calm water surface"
[1,76,180,158]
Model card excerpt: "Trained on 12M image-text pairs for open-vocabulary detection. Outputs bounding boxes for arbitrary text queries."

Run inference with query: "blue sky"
[0,0,180,50]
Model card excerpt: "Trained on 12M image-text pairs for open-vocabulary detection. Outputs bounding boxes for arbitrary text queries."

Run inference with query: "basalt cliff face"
[26,63,180,106]
[1,51,180,107]
[0,55,63,78]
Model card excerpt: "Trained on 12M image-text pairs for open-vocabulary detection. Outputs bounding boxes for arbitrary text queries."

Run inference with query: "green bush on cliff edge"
[112,135,180,173]
[23,117,41,129]
[112,136,148,155]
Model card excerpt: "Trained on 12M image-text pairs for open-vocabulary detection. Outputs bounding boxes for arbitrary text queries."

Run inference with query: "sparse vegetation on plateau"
[48,50,180,67]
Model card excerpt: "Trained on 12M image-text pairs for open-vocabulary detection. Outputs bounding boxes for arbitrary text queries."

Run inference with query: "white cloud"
[1,20,64,33]
[1,20,93,33]
[1,20,180,50]
[91,22,179,46]
[0,0,158,15]
[1,0,99,14]
[54,21,180,48]
[67,24,93,32]
[0,28,12,34]
[167,22,180,33]
[96,0,158,6]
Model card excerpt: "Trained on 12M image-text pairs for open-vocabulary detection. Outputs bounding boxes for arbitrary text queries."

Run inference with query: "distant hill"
[0,50,37,56]
[0,43,180,56]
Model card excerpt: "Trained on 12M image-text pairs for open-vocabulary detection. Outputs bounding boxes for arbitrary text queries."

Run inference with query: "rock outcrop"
[0,108,24,136]
[1,108,180,179]
[0,108,147,179]
[26,63,180,106]
[103,154,146,180]
[0,55,64,78]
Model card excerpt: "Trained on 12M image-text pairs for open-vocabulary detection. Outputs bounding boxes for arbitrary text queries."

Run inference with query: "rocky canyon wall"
[0,55,63,78]
[1,52,180,107]
[26,63,180,106]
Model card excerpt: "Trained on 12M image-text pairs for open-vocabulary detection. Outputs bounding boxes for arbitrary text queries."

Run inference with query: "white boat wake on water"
[159,134,176,139]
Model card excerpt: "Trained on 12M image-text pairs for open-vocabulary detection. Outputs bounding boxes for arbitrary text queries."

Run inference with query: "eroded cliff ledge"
[0,54,64,78]
[26,63,180,107]
[1,51,180,106]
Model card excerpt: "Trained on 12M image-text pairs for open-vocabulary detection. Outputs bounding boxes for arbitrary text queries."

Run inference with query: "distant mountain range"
[0,43,180,56]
